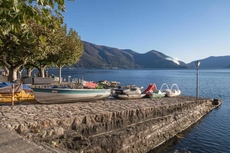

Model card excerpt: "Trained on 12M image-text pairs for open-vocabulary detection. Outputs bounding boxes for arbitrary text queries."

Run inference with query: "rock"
[53,126,64,136]
[16,124,29,134]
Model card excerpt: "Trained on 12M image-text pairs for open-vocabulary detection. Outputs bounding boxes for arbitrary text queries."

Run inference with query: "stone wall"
[0,96,221,153]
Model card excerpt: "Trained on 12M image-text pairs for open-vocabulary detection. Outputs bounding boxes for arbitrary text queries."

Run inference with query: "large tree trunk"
[37,67,46,77]
[26,67,35,77]
[1,54,27,82]
[17,69,23,80]
[8,67,18,82]
[17,65,24,79]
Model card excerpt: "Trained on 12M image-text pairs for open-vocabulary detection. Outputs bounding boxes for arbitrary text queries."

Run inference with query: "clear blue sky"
[63,0,230,63]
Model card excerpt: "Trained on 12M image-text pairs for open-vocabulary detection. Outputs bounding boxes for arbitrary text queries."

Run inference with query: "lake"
[39,69,230,153]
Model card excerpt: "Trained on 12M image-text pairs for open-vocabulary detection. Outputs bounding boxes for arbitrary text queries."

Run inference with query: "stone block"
[32,77,52,85]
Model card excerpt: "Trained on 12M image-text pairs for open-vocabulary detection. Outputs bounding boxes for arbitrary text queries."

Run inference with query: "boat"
[0,83,22,93]
[148,90,166,98]
[161,83,181,97]
[32,87,111,103]
[82,80,98,89]
[117,93,146,99]
[109,81,120,87]
[98,80,120,88]
[0,82,34,102]
[98,80,109,86]
[114,85,145,99]
[143,83,157,95]
[145,84,166,98]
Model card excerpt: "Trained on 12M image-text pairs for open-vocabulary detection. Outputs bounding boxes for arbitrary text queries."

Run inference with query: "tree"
[0,0,66,46]
[52,26,84,83]
[24,63,35,77]
[0,19,58,81]
[30,24,66,78]
[0,31,35,81]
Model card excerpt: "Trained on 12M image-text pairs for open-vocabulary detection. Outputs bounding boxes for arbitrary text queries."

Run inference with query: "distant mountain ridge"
[187,56,230,69]
[73,41,188,69]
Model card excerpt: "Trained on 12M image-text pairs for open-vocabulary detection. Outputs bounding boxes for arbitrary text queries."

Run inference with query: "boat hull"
[0,90,34,103]
[165,89,181,97]
[148,93,166,98]
[117,94,146,100]
[32,88,111,103]
[0,82,35,102]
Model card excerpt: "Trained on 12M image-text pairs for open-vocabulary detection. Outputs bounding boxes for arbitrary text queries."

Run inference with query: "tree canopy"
[0,0,66,46]
[0,0,84,82]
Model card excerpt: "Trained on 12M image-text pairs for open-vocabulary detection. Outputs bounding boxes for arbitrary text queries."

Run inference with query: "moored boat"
[98,80,120,88]
[98,80,109,86]
[109,81,120,87]
[117,93,146,99]
[32,87,111,103]
[145,84,166,98]
[114,85,145,99]
[148,90,166,98]
[162,83,181,97]
[82,80,98,89]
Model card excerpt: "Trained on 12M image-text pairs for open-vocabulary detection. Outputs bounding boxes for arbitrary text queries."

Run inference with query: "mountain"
[73,41,188,69]
[187,56,230,69]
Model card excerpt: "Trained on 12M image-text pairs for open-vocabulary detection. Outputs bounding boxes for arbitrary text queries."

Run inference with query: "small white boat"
[161,83,181,97]
[32,87,111,103]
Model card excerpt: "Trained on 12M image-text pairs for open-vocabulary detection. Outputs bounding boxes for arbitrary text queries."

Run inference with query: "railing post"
[195,61,200,100]
[11,84,14,107]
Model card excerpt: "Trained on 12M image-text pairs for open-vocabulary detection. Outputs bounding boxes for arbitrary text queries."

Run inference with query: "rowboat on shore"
[32,87,111,103]
[0,82,34,102]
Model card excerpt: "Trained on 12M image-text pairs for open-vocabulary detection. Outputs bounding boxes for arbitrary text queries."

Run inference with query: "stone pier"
[0,96,221,153]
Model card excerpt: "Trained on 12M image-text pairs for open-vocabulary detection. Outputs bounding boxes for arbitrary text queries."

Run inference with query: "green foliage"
[0,0,83,80]
[0,0,66,44]
[52,25,84,68]
[0,17,62,81]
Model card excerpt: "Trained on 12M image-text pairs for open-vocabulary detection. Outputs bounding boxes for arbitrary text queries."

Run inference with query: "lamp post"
[195,61,200,99]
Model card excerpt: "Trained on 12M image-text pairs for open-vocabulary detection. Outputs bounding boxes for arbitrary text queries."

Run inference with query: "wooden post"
[11,84,14,107]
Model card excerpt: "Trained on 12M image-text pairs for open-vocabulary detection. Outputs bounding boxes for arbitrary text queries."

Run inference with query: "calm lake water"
[41,69,230,153]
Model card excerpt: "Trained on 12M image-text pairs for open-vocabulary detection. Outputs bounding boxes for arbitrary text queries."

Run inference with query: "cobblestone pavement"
[0,96,205,153]
[0,127,51,153]
[0,96,202,129]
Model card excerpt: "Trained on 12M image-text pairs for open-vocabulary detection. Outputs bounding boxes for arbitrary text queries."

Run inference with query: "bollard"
[11,84,14,107]
[68,76,71,82]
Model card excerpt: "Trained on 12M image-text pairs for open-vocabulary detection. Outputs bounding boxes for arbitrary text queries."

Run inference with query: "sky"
[63,0,230,63]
